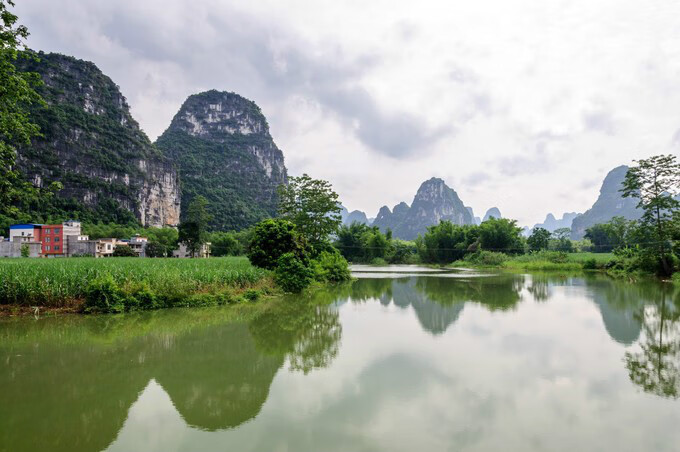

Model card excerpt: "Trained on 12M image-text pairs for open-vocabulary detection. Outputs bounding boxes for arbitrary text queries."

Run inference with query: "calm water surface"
[1,271,679,452]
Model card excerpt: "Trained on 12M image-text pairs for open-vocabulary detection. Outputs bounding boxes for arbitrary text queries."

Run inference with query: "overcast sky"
[16,0,680,226]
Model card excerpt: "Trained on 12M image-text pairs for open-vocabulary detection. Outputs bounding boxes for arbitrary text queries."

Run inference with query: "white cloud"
[15,0,680,225]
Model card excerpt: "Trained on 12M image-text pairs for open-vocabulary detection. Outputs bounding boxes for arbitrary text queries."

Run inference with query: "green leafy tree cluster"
[335,222,417,264]
[550,227,573,252]
[274,253,315,293]
[111,245,138,257]
[417,221,477,264]
[209,231,250,257]
[277,174,342,252]
[248,217,351,292]
[585,216,635,253]
[527,227,551,251]
[622,154,680,275]
[247,219,308,270]
[478,218,524,253]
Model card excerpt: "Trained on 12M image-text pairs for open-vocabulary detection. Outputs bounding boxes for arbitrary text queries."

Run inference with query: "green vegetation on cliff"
[13,51,179,227]
[156,90,287,231]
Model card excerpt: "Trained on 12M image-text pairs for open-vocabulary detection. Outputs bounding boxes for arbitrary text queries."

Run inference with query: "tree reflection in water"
[249,295,342,374]
[625,286,680,399]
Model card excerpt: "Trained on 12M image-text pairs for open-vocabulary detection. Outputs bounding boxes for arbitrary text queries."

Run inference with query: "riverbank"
[0,257,276,315]
[447,251,676,282]
[448,251,617,273]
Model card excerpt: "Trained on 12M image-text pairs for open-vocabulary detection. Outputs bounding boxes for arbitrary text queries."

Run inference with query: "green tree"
[146,227,179,256]
[478,218,524,253]
[277,174,341,251]
[112,245,138,257]
[551,227,573,252]
[418,221,472,264]
[527,227,550,251]
[622,154,680,275]
[144,241,167,258]
[209,231,242,257]
[247,219,307,270]
[274,252,314,293]
[585,217,633,253]
[178,196,212,258]
[335,222,372,262]
[0,1,53,225]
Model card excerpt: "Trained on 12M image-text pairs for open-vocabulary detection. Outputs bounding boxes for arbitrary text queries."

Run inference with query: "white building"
[173,242,211,258]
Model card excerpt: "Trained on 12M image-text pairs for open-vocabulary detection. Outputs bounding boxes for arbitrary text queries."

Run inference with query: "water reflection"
[1,274,680,452]
[625,286,680,399]
[0,298,341,451]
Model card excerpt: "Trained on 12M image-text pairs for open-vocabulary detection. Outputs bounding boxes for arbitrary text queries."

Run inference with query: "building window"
[54,245,60,251]
[46,246,50,251]
[44,229,50,234]
[55,237,60,242]
[45,237,50,242]
[54,229,60,234]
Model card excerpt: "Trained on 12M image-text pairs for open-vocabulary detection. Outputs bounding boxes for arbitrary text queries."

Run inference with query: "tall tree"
[527,227,550,251]
[178,196,212,257]
[0,0,48,224]
[622,154,680,275]
[277,174,342,251]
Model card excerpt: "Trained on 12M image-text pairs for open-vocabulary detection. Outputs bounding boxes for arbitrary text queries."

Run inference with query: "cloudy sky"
[16,0,680,226]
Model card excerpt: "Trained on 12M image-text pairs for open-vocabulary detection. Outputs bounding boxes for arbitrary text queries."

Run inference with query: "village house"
[173,242,211,258]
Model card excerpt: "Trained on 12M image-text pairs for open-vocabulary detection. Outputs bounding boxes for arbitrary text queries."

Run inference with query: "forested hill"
[156,90,288,231]
[15,52,180,227]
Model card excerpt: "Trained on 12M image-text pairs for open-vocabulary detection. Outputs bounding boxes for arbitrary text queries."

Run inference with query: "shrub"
[248,219,307,270]
[370,257,387,266]
[243,289,261,301]
[274,253,314,293]
[84,274,126,313]
[312,251,352,283]
[582,259,598,270]
[127,282,159,309]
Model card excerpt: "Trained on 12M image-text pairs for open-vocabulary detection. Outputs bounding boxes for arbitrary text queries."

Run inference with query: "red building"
[40,224,64,256]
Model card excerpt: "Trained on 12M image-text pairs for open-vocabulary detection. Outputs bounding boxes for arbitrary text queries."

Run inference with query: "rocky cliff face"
[466,207,482,225]
[373,178,474,240]
[570,166,641,239]
[16,52,180,226]
[156,90,287,230]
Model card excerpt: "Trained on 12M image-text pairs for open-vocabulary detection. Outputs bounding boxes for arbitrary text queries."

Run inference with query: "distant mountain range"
[532,212,580,233]
[17,53,672,238]
[371,178,474,240]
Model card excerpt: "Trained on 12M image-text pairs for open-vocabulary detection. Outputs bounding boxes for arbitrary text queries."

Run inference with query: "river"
[1,269,679,451]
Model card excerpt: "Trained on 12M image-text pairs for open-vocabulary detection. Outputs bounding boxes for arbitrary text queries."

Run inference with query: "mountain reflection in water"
[1,273,678,452]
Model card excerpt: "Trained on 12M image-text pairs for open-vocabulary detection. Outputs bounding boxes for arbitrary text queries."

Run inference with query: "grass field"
[0,257,273,311]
